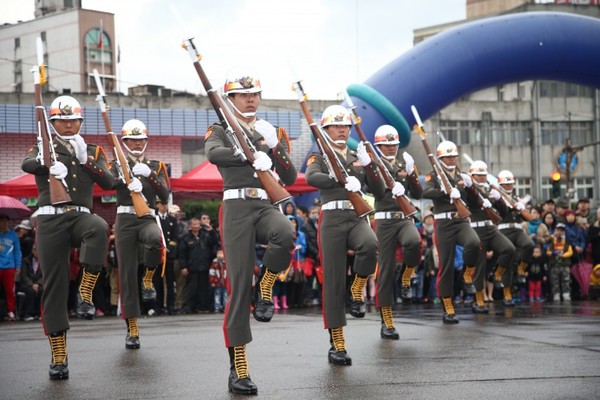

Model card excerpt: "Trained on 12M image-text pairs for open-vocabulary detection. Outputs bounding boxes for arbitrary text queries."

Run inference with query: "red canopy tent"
[170,160,316,199]
[0,173,115,198]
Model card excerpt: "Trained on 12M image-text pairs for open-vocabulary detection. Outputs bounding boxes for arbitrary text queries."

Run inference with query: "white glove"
[392,181,405,197]
[449,187,461,200]
[344,176,361,192]
[70,135,88,164]
[49,162,68,180]
[461,173,472,188]
[356,142,371,166]
[128,177,143,193]
[515,202,525,211]
[402,152,415,174]
[252,151,273,171]
[482,199,492,209]
[132,163,152,177]
[489,189,501,200]
[520,194,531,204]
[254,120,279,149]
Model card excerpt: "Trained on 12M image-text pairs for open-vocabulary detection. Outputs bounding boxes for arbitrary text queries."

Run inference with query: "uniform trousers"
[319,209,378,329]
[37,212,108,334]
[433,218,480,299]
[375,218,421,307]
[499,227,534,287]
[220,198,294,347]
[473,226,515,291]
[115,214,162,318]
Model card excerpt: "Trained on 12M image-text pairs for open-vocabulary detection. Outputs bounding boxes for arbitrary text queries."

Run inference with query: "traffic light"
[550,171,561,198]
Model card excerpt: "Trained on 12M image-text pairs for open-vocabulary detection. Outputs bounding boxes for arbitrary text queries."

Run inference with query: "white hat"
[17,220,32,230]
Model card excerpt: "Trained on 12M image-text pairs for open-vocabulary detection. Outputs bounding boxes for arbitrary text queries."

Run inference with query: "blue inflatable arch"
[344,12,600,148]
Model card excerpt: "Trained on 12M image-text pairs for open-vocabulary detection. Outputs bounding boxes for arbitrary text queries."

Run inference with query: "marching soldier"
[111,119,169,349]
[422,140,480,324]
[371,125,422,339]
[204,67,296,395]
[22,95,114,379]
[305,105,385,365]
[463,161,515,313]
[496,169,533,306]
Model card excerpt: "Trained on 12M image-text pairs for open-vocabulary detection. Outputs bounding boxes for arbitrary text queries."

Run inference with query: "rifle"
[345,93,417,218]
[181,38,291,206]
[411,105,471,219]
[292,81,373,218]
[462,153,533,222]
[92,69,151,217]
[32,37,72,205]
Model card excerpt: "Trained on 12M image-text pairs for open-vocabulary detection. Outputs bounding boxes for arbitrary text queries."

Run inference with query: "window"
[539,81,594,98]
[540,121,593,145]
[438,120,481,145]
[41,31,46,41]
[14,37,20,49]
[514,178,531,199]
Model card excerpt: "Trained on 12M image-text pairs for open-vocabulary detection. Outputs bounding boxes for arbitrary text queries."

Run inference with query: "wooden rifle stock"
[33,52,72,205]
[348,107,417,217]
[182,39,290,205]
[490,182,533,222]
[456,167,502,224]
[93,70,151,217]
[293,82,373,218]
[413,122,471,219]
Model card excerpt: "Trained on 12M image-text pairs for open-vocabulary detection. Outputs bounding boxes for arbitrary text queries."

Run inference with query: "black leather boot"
[125,318,141,349]
[463,265,476,295]
[380,307,400,340]
[349,274,368,318]
[142,267,157,302]
[442,297,459,324]
[401,265,415,300]
[77,268,99,320]
[252,268,277,322]
[228,346,258,395]
[48,331,69,380]
[328,328,352,365]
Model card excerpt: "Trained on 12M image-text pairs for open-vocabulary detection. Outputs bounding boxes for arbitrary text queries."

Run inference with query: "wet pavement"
[1,300,600,399]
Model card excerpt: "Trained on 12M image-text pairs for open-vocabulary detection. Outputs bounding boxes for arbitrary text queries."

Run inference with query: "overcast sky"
[3,0,465,99]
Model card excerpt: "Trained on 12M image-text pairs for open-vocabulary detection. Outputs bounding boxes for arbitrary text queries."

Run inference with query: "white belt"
[117,205,155,216]
[434,212,457,220]
[498,222,521,230]
[37,205,90,215]
[374,211,406,220]
[470,220,494,228]
[322,200,354,211]
[223,188,268,201]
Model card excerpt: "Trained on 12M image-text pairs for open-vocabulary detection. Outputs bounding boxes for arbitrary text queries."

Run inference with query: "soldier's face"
[51,118,82,136]
[378,144,398,158]
[230,92,260,115]
[123,138,147,152]
[324,125,350,147]
[472,174,487,185]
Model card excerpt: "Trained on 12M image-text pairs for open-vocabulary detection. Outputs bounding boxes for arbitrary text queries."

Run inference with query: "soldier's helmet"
[436,140,458,158]
[374,125,400,145]
[320,105,352,128]
[223,67,262,95]
[121,119,148,140]
[469,160,488,175]
[49,96,83,121]
[497,170,515,184]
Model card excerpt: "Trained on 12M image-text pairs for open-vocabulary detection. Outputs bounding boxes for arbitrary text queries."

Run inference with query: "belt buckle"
[245,188,258,198]
[63,205,76,213]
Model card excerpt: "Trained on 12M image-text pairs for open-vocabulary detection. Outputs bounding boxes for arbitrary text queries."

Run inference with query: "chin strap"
[226,98,256,118]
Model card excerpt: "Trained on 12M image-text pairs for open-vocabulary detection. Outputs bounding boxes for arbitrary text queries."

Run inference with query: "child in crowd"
[209,250,227,313]
[546,223,573,302]
[526,245,548,302]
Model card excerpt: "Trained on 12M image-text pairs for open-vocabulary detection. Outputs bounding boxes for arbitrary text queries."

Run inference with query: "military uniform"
[205,121,296,348]
[497,194,534,302]
[305,149,385,330]
[464,184,515,311]
[111,156,169,319]
[22,138,114,335]
[422,169,480,321]
[373,157,422,337]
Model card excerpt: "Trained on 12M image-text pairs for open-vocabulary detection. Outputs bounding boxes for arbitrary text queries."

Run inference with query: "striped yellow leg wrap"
[463,265,475,284]
[503,288,512,301]
[402,266,415,286]
[259,268,278,302]
[330,327,346,352]
[79,269,99,304]
[49,332,67,365]
[126,317,139,337]
[494,266,506,282]
[350,274,368,302]
[442,297,455,315]
[233,345,249,379]
[517,261,527,276]
[381,306,395,329]
[475,291,485,307]
[142,268,156,290]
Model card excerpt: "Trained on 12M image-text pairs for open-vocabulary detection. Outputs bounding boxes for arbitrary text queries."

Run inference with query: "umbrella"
[571,261,593,297]
[0,195,32,220]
